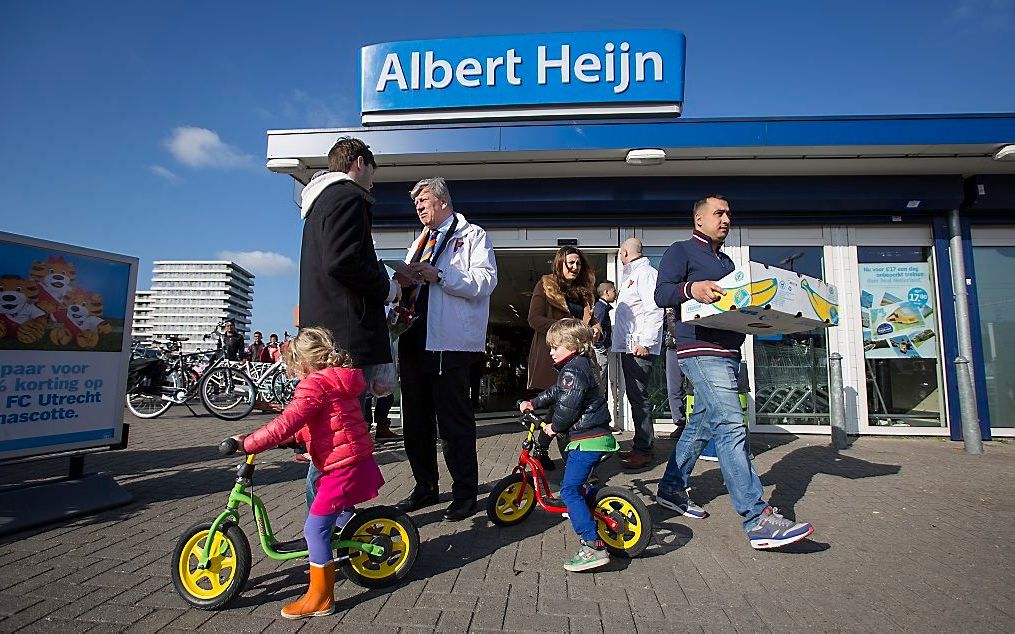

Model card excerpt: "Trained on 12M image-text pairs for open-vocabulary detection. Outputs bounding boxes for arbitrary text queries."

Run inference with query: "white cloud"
[951,0,1013,33]
[217,250,296,276]
[149,164,179,181]
[279,89,356,127]
[165,126,255,169]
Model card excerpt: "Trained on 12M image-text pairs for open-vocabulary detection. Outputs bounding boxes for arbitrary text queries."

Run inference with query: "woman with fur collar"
[526,246,601,391]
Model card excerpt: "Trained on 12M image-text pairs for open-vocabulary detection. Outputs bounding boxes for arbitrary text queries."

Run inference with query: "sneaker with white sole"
[656,488,709,519]
[747,507,813,549]
[563,539,610,572]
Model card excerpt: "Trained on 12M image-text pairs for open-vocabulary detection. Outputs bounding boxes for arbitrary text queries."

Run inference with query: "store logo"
[361,30,685,125]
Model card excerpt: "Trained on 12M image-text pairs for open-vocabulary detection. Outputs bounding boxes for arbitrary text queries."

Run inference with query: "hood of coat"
[304,366,367,399]
[300,172,374,219]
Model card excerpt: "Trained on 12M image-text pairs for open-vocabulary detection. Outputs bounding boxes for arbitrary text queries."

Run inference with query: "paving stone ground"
[1,410,1014,633]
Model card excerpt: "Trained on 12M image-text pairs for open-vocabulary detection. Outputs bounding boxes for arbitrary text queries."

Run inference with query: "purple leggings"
[304,510,354,565]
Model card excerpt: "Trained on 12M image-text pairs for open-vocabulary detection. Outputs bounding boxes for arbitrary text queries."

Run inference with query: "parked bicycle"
[126,322,257,420]
[231,356,293,407]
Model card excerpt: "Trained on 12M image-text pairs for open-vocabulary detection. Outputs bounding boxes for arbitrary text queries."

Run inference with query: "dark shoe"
[374,423,401,442]
[618,449,634,460]
[443,498,477,521]
[532,448,556,472]
[395,486,438,513]
[620,451,653,470]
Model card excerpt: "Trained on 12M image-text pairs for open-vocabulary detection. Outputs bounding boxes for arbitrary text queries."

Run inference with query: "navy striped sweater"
[654,230,746,359]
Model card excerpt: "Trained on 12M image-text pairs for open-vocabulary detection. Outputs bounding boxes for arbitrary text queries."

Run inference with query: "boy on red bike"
[519,318,618,572]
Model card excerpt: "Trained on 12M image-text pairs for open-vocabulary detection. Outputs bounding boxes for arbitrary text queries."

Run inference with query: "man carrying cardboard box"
[653,195,815,550]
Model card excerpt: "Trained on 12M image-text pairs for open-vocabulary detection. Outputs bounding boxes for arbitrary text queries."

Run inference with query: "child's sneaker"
[747,507,813,549]
[656,488,709,519]
[563,539,610,572]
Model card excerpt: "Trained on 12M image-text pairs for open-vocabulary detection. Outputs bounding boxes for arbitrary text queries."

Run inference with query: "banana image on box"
[710,278,779,312]
[681,261,839,335]
[800,279,840,325]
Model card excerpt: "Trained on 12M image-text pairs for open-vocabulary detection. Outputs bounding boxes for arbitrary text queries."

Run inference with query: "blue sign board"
[361,30,685,124]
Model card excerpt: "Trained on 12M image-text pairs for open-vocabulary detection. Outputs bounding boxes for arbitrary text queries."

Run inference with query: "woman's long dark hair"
[552,246,596,304]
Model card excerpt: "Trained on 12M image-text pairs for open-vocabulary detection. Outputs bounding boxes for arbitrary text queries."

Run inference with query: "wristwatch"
[436,269,444,285]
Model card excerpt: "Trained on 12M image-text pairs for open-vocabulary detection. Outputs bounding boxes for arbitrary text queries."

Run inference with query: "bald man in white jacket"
[612,238,665,469]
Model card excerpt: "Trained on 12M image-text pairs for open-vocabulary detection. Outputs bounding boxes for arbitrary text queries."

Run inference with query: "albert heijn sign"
[360,29,685,125]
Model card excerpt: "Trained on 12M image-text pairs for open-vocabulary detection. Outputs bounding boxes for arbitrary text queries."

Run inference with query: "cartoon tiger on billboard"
[29,256,77,314]
[27,256,111,348]
[49,287,112,349]
[0,275,49,344]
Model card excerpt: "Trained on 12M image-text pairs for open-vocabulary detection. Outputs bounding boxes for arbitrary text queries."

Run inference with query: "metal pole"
[954,356,983,454]
[829,352,848,449]
[948,208,981,431]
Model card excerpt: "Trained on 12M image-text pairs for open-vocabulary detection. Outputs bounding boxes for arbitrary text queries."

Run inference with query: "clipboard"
[382,259,413,277]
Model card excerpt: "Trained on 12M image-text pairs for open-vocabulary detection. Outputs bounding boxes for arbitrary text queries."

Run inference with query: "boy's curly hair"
[546,318,595,357]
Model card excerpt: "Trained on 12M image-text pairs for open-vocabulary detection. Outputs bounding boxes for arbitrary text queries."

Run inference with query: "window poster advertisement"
[0,232,137,460]
[859,262,937,359]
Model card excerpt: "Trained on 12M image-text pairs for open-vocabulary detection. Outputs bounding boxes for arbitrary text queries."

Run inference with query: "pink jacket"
[242,367,373,472]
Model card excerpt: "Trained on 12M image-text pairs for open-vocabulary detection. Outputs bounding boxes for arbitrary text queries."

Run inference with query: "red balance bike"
[486,410,653,557]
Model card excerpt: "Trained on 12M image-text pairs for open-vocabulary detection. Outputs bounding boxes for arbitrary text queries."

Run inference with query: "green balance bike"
[171,438,419,610]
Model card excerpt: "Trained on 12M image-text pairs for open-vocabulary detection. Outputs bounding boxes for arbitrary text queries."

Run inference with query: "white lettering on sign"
[373,42,663,95]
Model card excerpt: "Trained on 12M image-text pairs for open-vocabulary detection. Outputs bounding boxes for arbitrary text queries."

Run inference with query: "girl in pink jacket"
[233,327,383,620]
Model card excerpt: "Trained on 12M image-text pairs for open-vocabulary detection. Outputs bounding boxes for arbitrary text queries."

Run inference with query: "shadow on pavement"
[761,445,901,519]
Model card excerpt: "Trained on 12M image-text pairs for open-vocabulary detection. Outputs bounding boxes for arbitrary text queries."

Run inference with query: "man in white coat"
[393,177,498,521]
[612,238,665,470]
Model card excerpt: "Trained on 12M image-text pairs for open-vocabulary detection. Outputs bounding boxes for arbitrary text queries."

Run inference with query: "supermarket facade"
[265,30,1015,440]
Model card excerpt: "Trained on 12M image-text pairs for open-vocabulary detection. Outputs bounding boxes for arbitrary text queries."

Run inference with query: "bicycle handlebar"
[219,438,240,456]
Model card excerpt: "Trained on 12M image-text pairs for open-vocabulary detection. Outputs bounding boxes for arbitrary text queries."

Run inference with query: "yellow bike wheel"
[594,486,653,557]
[171,521,251,610]
[338,507,419,588]
[486,473,536,526]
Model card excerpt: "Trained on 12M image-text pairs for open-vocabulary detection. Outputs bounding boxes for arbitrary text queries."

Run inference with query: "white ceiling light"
[626,148,666,166]
[993,144,1015,161]
[266,158,306,173]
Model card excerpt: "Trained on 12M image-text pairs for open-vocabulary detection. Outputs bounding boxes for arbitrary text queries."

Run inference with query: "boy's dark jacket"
[531,353,611,442]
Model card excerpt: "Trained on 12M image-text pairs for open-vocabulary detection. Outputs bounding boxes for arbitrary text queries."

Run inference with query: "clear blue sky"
[2,1,1013,338]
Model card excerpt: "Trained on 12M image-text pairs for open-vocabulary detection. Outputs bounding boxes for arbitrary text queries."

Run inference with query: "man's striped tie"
[419,230,437,263]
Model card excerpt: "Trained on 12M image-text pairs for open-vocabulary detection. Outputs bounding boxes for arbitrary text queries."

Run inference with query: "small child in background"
[233,327,383,620]
[519,318,618,572]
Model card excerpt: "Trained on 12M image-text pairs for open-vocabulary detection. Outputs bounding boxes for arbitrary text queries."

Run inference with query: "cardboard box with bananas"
[680,262,839,335]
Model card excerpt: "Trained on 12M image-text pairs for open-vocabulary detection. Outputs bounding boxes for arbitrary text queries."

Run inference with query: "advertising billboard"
[0,232,137,460]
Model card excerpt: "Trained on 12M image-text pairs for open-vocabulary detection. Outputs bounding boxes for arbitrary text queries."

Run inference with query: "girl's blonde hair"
[546,318,595,358]
[283,327,353,377]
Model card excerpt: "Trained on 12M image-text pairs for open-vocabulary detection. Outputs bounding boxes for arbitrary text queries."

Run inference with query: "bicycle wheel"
[593,486,653,558]
[271,372,296,406]
[200,366,256,420]
[338,506,419,588]
[125,392,172,418]
[486,472,536,526]
[171,521,251,610]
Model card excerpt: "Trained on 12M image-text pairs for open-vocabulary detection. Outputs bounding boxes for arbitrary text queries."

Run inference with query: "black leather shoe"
[442,498,477,521]
[395,486,438,513]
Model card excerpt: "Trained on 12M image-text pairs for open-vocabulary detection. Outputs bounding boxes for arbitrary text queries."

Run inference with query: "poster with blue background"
[0,233,137,460]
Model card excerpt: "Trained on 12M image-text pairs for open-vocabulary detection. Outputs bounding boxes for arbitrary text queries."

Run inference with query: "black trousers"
[398,360,478,501]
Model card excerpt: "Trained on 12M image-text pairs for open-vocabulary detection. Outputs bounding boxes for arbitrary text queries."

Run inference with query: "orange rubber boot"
[280,562,335,619]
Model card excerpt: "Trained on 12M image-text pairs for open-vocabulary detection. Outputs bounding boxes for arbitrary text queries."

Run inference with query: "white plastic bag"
[369,362,397,397]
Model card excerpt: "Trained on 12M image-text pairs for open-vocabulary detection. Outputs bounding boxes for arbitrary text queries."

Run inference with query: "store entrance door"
[481,251,610,414]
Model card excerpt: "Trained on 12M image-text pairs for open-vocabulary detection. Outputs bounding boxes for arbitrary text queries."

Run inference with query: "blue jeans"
[658,356,768,531]
[559,449,605,543]
[306,363,379,508]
